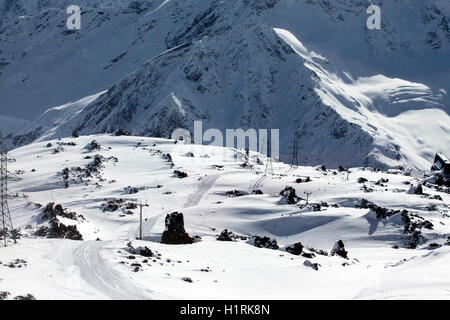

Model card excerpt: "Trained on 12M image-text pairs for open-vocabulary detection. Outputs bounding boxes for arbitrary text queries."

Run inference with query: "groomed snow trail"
[184,174,220,208]
[74,241,155,300]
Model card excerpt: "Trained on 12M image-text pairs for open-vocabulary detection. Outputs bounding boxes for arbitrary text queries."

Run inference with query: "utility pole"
[304,191,312,204]
[289,136,299,168]
[137,200,149,240]
[1,132,14,247]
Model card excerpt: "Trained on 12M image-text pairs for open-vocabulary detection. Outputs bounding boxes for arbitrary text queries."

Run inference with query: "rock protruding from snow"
[279,186,298,204]
[303,260,320,271]
[127,242,154,257]
[35,202,84,240]
[217,229,248,242]
[161,212,193,245]
[331,240,348,259]
[285,242,304,256]
[250,236,279,250]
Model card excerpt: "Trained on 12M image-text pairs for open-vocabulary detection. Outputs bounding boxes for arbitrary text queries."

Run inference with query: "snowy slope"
[1,134,449,299]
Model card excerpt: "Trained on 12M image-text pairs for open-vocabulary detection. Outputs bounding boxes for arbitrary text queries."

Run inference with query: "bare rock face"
[161,212,193,245]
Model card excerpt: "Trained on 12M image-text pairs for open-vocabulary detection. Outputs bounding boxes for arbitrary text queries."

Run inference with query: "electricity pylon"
[289,136,299,168]
[1,136,14,247]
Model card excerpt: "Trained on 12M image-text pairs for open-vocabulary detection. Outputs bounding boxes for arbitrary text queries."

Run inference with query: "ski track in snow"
[184,174,221,208]
[74,241,154,300]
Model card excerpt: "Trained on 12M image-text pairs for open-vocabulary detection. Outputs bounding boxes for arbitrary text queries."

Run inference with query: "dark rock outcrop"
[251,235,279,249]
[331,240,348,259]
[161,212,193,244]
[279,186,298,204]
[285,242,304,255]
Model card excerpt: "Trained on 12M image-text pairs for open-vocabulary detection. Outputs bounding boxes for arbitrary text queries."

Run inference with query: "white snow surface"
[1,134,449,300]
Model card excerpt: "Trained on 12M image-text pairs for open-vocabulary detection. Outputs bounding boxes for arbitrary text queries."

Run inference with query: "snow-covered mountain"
[2,0,449,169]
[2,134,450,299]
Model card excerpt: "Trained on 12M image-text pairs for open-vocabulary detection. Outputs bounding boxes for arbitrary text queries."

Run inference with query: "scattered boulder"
[48,221,83,240]
[41,202,84,221]
[252,189,263,195]
[286,242,304,256]
[163,153,174,167]
[303,260,320,271]
[182,277,193,283]
[174,170,188,178]
[251,236,279,250]
[36,203,83,240]
[124,186,139,194]
[331,240,348,259]
[86,140,101,152]
[279,186,298,204]
[225,190,249,197]
[307,247,328,256]
[285,242,304,255]
[216,229,248,241]
[216,229,233,241]
[296,177,312,183]
[161,212,193,245]
[127,242,154,257]
[357,177,368,184]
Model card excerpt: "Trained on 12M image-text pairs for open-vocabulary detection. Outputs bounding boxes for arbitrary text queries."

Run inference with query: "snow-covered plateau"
[1,134,449,300]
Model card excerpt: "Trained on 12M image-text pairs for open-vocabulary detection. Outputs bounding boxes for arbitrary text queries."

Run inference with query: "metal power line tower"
[1,135,14,247]
[289,137,299,168]
[264,156,273,176]
[261,134,273,176]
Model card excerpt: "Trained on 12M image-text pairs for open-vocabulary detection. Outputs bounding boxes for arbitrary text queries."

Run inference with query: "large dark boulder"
[217,229,234,241]
[161,212,193,244]
[279,186,298,204]
[331,240,348,259]
[285,242,304,255]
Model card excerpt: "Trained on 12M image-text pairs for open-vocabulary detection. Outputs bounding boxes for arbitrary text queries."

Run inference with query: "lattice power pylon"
[1,140,14,247]
[289,136,299,168]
